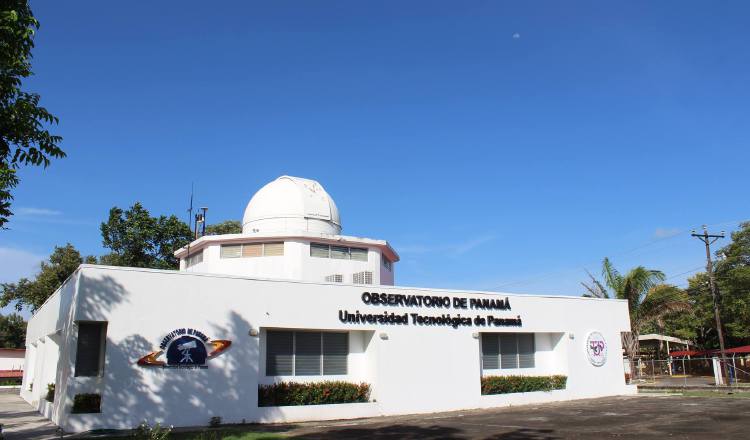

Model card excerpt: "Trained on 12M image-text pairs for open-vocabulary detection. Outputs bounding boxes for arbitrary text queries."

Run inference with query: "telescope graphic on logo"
[177,340,197,363]
[137,328,231,369]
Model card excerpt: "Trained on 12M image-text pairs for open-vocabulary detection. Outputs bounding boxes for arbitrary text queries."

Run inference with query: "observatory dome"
[242,176,341,235]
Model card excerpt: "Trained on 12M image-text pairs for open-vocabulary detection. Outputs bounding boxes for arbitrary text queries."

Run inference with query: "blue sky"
[3,1,749,316]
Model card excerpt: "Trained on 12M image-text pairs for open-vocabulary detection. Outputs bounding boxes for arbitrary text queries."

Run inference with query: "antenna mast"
[185,183,194,268]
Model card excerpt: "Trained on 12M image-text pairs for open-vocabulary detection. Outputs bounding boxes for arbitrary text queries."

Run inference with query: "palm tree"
[582,258,691,358]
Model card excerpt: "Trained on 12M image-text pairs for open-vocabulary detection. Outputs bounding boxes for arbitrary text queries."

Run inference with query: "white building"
[20,176,635,433]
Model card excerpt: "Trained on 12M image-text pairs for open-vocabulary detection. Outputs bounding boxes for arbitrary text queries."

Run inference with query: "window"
[310,243,330,258]
[481,333,535,370]
[350,248,368,261]
[263,242,284,256]
[331,245,349,259]
[310,243,369,262]
[185,250,203,267]
[242,243,262,257]
[221,242,284,258]
[352,271,373,285]
[325,274,343,283]
[75,322,107,377]
[221,244,242,258]
[382,255,393,271]
[265,330,348,376]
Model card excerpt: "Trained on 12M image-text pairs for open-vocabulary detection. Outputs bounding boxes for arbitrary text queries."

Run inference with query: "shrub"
[481,375,567,395]
[46,383,55,402]
[208,416,222,427]
[258,381,370,407]
[133,421,172,440]
[72,393,101,413]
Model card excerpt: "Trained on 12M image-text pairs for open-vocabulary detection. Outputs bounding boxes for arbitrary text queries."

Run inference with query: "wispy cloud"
[10,207,95,226]
[653,228,682,239]
[15,207,62,216]
[398,234,497,256]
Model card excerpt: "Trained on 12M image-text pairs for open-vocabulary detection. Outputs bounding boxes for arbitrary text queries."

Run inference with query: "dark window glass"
[518,334,535,368]
[294,332,322,375]
[75,322,107,377]
[266,331,293,375]
[481,334,500,369]
[323,333,348,375]
[500,334,519,369]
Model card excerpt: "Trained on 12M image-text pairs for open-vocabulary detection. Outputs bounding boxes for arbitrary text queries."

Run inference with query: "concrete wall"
[0,350,25,370]
[186,241,390,285]
[22,265,634,432]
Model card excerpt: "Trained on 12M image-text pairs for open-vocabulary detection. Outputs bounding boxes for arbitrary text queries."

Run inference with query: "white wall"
[185,241,391,286]
[0,350,25,370]
[23,265,633,432]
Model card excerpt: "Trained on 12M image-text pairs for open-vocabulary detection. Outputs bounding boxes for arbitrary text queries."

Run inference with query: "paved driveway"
[3,391,750,439]
[0,390,58,440]
[286,394,750,439]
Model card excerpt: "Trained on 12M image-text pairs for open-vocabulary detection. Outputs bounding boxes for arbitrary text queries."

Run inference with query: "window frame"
[74,321,108,377]
[265,330,349,377]
[221,242,285,259]
[309,243,369,262]
[481,333,535,371]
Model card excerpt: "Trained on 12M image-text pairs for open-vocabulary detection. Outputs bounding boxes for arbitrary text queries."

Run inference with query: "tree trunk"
[621,331,640,381]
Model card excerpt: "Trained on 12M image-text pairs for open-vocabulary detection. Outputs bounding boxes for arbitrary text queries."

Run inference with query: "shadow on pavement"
[288,424,560,440]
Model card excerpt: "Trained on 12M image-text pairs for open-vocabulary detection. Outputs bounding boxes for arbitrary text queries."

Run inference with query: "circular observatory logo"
[137,328,231,369]
[586,331,607,367]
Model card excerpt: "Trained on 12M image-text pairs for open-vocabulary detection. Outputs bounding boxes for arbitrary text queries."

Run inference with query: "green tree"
[0,313,26,348]
[582,258,690,357]
[0,2,66,228]
[0,244,94,312]
[99,202,192,270]
[662,222,750,349]
[205,220,242,235]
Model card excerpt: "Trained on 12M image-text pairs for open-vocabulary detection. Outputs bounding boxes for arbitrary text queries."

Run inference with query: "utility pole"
[691,226,728,385]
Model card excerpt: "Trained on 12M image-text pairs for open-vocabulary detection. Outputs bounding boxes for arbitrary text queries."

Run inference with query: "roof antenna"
[185,183,194,269]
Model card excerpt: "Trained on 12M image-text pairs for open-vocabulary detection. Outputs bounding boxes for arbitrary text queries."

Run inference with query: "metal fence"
[625,356,750,388]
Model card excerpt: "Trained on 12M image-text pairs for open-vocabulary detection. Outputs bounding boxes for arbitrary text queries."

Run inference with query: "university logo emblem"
[137,328,231,369]
[586,331,607,367]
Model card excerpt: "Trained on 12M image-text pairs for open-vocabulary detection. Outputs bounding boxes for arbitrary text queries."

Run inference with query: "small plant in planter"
[132,421,172,440]
[45,383,55,402]
[72,393,101,413]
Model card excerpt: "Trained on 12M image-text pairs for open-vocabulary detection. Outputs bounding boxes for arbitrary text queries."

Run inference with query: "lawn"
[640,389,750,399]
[172,430,286,440]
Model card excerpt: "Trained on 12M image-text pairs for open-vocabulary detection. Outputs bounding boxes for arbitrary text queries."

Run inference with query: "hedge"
[481,375,567,395]
[72,393,101,413]
[258,381,370,407]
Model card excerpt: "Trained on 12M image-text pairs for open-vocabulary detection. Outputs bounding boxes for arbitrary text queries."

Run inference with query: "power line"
[691,225,729,384]
[485,218,747,292]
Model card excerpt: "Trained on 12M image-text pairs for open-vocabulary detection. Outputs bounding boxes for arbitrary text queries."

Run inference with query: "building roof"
[638,334,692,346]
[242,176,341,235]
[0,370,23,378]
[670,345,750,357]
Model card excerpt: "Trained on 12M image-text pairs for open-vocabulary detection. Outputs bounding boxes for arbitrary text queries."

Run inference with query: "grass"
[640,389,750,399]
[173,430,286,440]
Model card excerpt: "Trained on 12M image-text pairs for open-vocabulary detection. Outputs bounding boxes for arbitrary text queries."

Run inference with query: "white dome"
[242,176,341,235]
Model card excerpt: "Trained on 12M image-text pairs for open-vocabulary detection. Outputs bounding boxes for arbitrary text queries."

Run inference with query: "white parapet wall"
[22,265,635,432]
